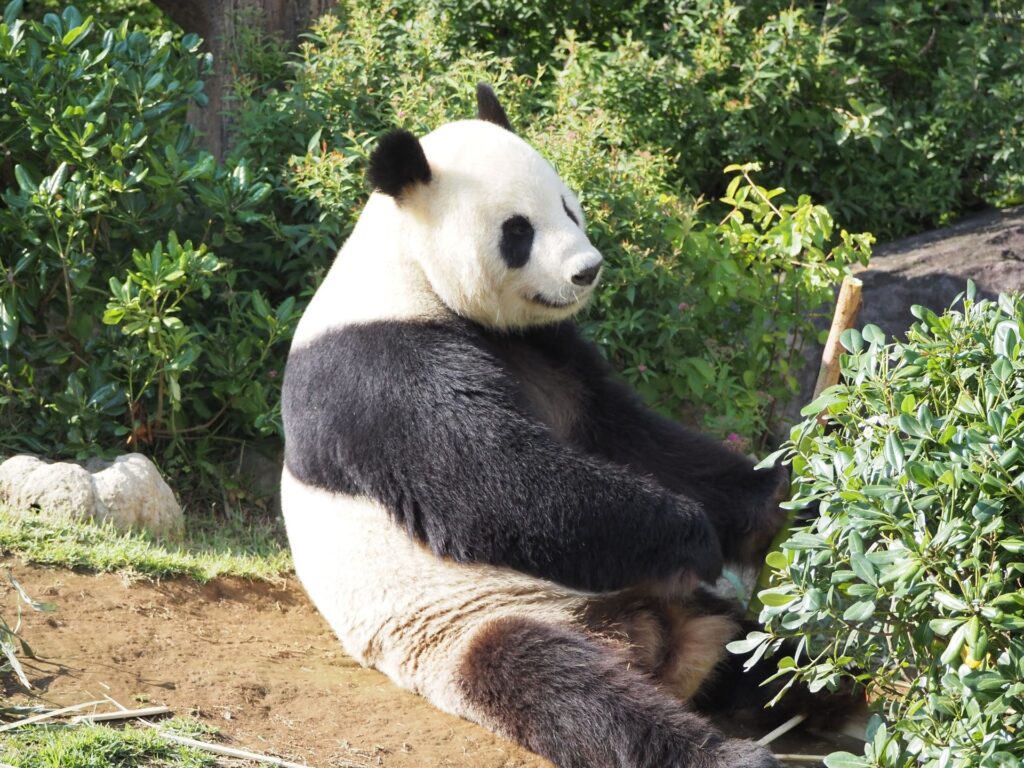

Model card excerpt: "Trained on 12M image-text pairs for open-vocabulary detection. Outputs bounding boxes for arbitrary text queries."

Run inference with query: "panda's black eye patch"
[562,197,580,227]
[500,215,534,269]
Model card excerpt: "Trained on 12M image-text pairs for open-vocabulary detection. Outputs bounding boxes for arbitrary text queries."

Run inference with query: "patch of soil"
[2,560,859,766]
[2,560,546,767]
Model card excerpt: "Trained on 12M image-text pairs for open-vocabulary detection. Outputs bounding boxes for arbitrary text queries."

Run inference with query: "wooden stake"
[812,275,863,403]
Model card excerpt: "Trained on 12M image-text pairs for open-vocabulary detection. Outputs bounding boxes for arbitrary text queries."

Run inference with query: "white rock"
[0,453,182,539]
[91,454,183,538]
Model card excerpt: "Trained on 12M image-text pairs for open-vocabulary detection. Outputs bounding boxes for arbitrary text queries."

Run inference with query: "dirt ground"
[2,560,856,767]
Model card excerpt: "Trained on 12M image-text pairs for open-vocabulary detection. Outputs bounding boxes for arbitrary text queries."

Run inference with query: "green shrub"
[743,286,1024,767]
[0,2,300,492]
[396,0,1024,239]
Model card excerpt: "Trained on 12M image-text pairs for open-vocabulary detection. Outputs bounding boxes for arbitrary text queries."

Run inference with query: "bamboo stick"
[0,700,104,733]
[812,275,864,402]
[153,731,317,768]
[757,713,808,746]
[71,705,172,724]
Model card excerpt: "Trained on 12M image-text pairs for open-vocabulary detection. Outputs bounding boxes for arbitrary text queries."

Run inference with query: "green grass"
[0,717,218,768]
[0,505,292,582]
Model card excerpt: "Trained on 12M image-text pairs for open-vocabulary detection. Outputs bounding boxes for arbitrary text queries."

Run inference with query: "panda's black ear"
[476,83,514,133]
[367,129,432,199]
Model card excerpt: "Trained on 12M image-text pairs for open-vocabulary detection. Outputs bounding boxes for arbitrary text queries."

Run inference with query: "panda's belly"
[280,468,582,707]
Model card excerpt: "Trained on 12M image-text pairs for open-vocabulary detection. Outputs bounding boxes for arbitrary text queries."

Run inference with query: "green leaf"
[882,432,905,471]
[0,295,18,349]
[725,631,770,655]
[758,588,797,607]
[800,385,844,417]
[842,600,876,622]
[939,623,967,665]
[4,0,23,26]
[861,324,885,345]
[13,164,36,192]
[824,751,870,768]
[840,327,863,353]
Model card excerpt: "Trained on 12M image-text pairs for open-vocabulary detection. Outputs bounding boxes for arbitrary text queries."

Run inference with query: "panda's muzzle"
[530,293,580,310]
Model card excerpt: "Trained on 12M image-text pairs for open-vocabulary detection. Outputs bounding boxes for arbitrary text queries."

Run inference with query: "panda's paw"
[722,463,791,567]
[712,739,781,768]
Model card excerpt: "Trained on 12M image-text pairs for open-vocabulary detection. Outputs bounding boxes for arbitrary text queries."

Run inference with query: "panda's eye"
[562,197,580,227]
[500,215,534,269]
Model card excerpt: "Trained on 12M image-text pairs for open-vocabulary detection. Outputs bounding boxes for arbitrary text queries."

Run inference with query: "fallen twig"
[71,705,172,724]
[757,713,808,746]
[0,700,104,733]
[152,730,316,768]
[773,755,829,764]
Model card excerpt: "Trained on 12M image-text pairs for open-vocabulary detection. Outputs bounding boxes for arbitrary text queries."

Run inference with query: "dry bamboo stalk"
[0,700,104,733]
[71,705,172,724]
[757,713,808,746]
[773,755,829,764]
[812,275,864,402]
[153,731,317,768]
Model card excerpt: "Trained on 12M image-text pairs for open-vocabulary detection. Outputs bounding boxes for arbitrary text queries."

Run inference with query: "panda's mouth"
[529,292,580,310]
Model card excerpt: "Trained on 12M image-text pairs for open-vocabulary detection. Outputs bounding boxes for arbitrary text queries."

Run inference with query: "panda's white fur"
[281,86,801,768]
[292,119,600,348]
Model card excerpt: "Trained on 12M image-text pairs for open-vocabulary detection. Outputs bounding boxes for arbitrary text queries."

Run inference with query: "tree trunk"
[151,0,330,159]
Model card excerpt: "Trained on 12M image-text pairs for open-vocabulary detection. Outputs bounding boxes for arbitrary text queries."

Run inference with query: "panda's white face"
[394,120,604,330]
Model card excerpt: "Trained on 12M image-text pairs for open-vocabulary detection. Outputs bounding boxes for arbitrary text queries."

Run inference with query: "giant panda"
[281,84,809,768]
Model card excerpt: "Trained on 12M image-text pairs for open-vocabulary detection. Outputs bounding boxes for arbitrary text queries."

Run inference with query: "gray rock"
[0,453,183,538]
[858,205,1024,338]
[0,455,95,519]
[780,205,1024,431]
[91,454,184,538]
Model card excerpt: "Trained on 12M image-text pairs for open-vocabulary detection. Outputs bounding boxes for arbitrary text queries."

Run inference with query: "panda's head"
[365,84,604,330]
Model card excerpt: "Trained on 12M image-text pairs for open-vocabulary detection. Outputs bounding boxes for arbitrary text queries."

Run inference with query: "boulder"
[857,205,1024,338]
[781,205,1024,430]
[0,453,183,538]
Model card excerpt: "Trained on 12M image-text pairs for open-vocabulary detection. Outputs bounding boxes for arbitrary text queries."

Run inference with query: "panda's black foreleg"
[458,616,780,768]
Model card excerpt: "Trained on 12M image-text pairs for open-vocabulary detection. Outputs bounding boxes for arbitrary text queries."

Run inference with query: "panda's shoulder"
[284,318,502,390]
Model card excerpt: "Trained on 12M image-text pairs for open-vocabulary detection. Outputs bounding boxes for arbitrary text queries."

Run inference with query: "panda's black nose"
[571,264,601,286]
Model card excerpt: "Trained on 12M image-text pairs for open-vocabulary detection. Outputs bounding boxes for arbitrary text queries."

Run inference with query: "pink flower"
[678,302,690,312]
[637,364,647,372]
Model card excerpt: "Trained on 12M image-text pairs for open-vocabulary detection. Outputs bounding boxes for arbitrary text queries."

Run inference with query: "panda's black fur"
[281,85,850,768]
[285,318,780,591]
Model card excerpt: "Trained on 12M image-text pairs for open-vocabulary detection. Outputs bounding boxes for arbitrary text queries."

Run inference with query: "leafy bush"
[0,2,300,492]
[404,0,1024,239]
[744,287,1024,767]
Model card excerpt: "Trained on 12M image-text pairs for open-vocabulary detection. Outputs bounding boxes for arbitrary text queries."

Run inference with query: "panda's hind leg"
[581,589,739,703]
[457,616,779,768]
